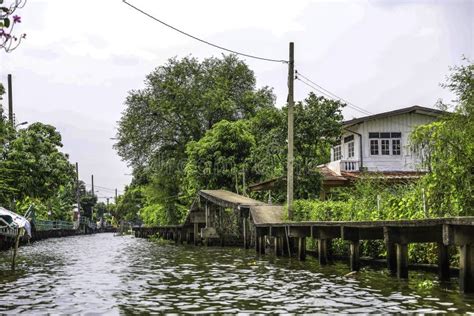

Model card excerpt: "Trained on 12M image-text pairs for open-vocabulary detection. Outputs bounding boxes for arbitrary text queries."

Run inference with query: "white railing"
[340,160,359,171]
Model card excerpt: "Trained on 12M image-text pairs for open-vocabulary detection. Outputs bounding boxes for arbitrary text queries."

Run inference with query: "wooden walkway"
[133,189,474,293]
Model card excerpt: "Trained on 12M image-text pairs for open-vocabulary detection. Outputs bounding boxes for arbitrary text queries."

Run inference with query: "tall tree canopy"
[2,122,76,202]
[115,54,346,225]
[184,119,256,201]
[115,55,275,222]
[411,59,473,215]
[115,55,274,170]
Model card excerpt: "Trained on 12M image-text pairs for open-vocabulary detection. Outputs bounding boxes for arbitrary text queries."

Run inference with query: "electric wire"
[295,70,373,116]
[296,75,373,116]
[122,0,288,64]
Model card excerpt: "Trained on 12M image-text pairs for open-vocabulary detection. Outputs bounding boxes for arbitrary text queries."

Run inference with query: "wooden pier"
[133,189,474,294]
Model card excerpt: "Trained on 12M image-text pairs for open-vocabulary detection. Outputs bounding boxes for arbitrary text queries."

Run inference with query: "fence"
[35,220,75,231]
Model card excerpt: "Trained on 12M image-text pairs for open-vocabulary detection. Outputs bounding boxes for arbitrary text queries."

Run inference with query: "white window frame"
[369,132,402,156]
[381,139,390,155]
[392,138,401,155]
[333,145,342,161]
[347,141,355,158]
[370,139,379,155]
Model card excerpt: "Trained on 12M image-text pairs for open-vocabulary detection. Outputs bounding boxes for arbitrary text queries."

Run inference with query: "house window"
[348,142,354,158]
[392,139,401,155]
[344,135,354,143]
[381,139,390,155]
[370,140,379,155]
[334,145,342,160]
[369,132,402,155]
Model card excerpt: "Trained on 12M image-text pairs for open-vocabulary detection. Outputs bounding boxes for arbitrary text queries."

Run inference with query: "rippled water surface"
[1,233,473,314]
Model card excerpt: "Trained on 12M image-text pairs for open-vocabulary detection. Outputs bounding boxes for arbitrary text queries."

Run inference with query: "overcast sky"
[1,0,472,199]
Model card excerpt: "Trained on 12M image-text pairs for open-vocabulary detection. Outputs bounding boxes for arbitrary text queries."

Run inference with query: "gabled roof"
[343,105,446,128]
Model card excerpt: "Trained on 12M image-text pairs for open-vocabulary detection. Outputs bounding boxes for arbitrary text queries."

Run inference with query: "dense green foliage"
[115,55,345,226]
[0,83,86,221]
[291,59,473,265]
[114,55,276,224]
[184,120,256,200]
[410,59,473,216]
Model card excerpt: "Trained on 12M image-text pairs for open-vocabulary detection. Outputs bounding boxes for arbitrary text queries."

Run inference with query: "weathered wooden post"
[459,244,474,293]
[297,237,306,261]
[193,222,199,245]
[386,241,397,275]
[259,235,265,255]
[437,242,450,281]
[243,217,248,249]
[443,224,474,293]
[318,239,328,265]
[396,243,409,279]
[11,228,22,271]
[350,241,360,271]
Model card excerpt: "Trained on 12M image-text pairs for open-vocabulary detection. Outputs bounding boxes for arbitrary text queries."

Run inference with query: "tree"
[115,55,275,222]
[183,120,256,201]
[0,83,16,203]
[249,93,345,201]
[78,181,97,219]
[411,58,473,215]
[2,122,76,202]
[115,185,144,223]
[293,93,345,199]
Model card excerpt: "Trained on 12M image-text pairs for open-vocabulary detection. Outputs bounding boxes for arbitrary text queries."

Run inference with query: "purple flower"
[13,15,21,23]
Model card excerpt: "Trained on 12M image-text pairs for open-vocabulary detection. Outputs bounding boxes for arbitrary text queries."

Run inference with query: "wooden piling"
[386,241,397,275]
[396,243,409,279]
[298,237,306,261]
[259,236,265,255]
[318,239,328,265]
[275,237,283,256]
[437,242,450,281]
[193,223,199,245]
[11,228,22,271]
[459,245,474,293]
[349,241,360,271]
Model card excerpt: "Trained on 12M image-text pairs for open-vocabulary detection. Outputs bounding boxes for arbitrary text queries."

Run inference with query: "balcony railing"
[341,160,359,171]
[327,159,360,174]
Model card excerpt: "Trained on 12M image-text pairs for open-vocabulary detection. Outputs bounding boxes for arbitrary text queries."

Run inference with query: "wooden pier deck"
[133,189,474,293]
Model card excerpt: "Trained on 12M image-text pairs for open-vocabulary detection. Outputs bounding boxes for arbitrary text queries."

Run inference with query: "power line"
[85,183,123,193]
[295,70,373,116]
[122,0,288,64]
[295,75,373,116]
[296,73,430,132]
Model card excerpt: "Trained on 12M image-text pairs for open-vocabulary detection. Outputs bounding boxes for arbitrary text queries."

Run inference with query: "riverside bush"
[290,177,458,264]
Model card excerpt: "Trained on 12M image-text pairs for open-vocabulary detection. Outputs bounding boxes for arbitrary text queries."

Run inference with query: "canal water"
[0,233,473,314]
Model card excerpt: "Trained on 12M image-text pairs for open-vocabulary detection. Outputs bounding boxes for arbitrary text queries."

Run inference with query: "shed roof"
[199,190,265,208]
[250,205,284,225]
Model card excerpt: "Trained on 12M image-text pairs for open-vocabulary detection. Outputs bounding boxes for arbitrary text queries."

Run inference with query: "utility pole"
[115,188,118,204]
[91,174,95,197]
[287,42,295,220]
[7,74,13,126]
[76,163,81,215]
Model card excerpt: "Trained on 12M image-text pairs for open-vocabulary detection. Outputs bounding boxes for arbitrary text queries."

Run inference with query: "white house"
[326,105,445,175]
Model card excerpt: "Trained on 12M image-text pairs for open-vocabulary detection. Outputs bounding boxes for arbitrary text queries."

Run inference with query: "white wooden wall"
[330,112,438,172]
